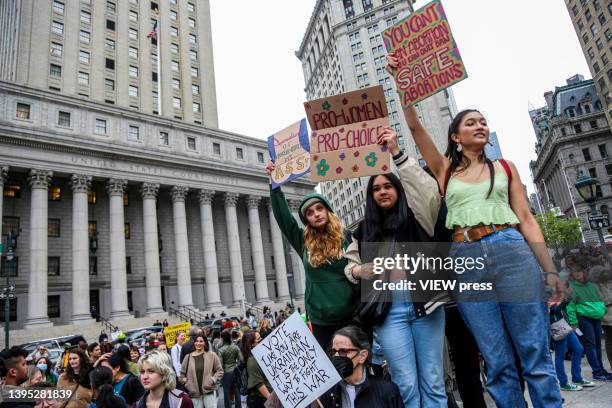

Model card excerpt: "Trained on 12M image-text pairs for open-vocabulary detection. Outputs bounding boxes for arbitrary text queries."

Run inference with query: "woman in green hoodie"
[266,162,357,349]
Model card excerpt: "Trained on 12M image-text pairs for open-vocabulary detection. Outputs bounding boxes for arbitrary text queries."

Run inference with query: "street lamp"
[575,174,610,259]
[2,231,17,347]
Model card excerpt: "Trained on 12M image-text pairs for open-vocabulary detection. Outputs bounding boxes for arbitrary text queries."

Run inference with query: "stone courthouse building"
[0,0,312,330]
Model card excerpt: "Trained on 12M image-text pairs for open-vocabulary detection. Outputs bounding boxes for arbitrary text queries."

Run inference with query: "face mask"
[37,364,48,372]
[331,356,355,379]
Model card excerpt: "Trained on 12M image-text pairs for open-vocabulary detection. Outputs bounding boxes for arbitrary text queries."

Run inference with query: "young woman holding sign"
[386,53,564,408]
[266,163,358,350]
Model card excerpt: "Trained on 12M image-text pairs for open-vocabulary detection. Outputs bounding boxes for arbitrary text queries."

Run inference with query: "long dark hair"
[444,109,494,198]
[192,334,210,352]
[65,348,91,384]
[89,366,125,408]
[240,331,258,361]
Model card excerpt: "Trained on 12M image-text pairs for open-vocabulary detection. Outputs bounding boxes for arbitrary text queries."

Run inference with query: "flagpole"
[155,17,162,115]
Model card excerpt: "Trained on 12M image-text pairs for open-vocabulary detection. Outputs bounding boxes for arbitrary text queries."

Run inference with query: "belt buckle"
[462,229,472,243]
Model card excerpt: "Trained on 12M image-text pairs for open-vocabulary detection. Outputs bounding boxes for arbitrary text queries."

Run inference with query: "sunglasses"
[328,348,360,357]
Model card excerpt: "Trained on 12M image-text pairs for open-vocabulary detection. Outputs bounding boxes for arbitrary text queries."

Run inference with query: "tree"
[535,211,582,254]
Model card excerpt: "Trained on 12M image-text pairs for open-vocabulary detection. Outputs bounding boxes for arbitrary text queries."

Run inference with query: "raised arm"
[386,53,450,185]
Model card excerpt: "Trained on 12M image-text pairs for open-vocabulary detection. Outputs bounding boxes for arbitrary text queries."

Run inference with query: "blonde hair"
[304,211,344,268]
[138,350,176,390]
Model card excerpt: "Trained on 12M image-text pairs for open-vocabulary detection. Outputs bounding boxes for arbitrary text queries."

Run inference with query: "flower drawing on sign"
[339,127,345,133]
[381,164,389,172]
[342,98,348,105]
[380,145,388,152]
[361,93,368,100]
[339,153,346,161]
[312,154,319,162]
[352,164,359,172]
[317,159,330,176]
[354,151,360,158]
[322,101,331,111]
[365,152,378,167]
[336,166,343,174]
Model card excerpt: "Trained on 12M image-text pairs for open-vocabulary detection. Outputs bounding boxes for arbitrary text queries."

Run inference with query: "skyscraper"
[0,0,218,126]
[485,131,503,160]
[296,0,457,226]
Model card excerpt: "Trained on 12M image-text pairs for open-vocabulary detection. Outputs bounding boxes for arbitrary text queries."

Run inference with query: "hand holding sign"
[377,126,401,157]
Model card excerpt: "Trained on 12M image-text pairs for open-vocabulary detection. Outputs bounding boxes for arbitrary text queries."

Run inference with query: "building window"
[173,97,181,109]
[106,19,115,31]
[104,39,115,51]
[187,137,196,150]
[152,72,158,82]
[236,147,244,160]
[362,0,373,11]
[49,185,61,201]
[106,1,116,13]
[48,257,60,276]
[192,102,200,113]
[170,26,178,37]
[88,189,97,205]
[574,123,582,134]
[159,131,169,145]
[599,144,608,158]
[169,10,177,20]
[79,50,90,64]
[89,257,98,275]
[192,84,199,95]
[95,119,107,134]
[129,10,138,22]
[126,258,132,274]
[4,182,22,199]
[343,0,355,18]
[172,78,180,90]
[213,142,221,155]
[124,223,130,239]
[50,64,62,78]
[128,125,139,141]
[78,72,89,85]
[16,103,30,119]
[129,65,138,77]
[602,53,609,65]
[50,42,63,57]
[80,30,90,43]
[606,163,612,176]
[188,34,197,45]
[128,47,138,59]
[48,219,61,237]
[53,1,65,14]
[583,147,592,161]
[52,21,64,35]
[187,2,194,12]
[190,50,198,60]
[81,10,91,24]
[123,192,129,206]
[188,18,196,28]
[171,43,179,53]
[129,28,138,40]
[88,221,97,238]
[105,78,115,91]
[128,85,138,97]
[596,37,604,49]
[47,295,60,318]
[58,111,70,127]
[172,60,179,72]
[105,58,115,70]
[257,152,265,163]
[191,67,198,77]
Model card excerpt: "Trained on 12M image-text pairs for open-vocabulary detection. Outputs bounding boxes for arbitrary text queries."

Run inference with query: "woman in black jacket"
[99,351,145,406]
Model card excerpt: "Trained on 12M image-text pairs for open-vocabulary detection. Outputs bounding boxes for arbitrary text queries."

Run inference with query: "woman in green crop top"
[387,53,564,408]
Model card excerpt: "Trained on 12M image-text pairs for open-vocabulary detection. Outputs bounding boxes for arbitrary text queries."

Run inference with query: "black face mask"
[332,356,355,378]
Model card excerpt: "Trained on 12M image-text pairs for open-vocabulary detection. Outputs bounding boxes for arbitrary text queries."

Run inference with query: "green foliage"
[535,211,582,251]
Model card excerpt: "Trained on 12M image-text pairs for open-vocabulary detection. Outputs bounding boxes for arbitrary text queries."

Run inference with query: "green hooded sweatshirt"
[270,186,357,326]
[566,279,608,327]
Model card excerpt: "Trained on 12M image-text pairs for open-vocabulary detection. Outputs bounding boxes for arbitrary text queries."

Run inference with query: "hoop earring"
[456,143,462,152]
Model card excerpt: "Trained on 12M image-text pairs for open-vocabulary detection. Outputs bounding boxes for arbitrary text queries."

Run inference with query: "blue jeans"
[451,228,562,408]
[553,331,584,386]
[578,316,606,376]
[375,293,447,408]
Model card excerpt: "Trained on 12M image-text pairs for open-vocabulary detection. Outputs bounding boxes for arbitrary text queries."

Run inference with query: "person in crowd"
[129,346,140,365]
[220,311,227,318]
[217,330,243,408]
[275,311,287,327]
[241,331,270,408]
[153,320,162,327]
[113,346,139,377]
[598,268,612,369]
[99,332,109,344]
[98,352,145,406]
[135,351,193,408]
[57,348,94,408]
[88,343,102,366]
[163,320,169,328]
[79,342,88,353]
[26,364,45,386]
[205,314,210,320]
[180,327,201,364]
[345,127,447,407]
[100,342,113,355]
[386,53,564,408]
[55,343,74,374]
[171,332,186,376]
[211,331,222,354]
[35,356,58,386]
[256,319,272,340]
[30,346,50,363]
[550,300,593,391]
[262,307,275,328]
[156,343,168,354]
[316,326,403,407]
[567,262,611,381]
[0,347,31,408]
[266,161,358,349]
[246,310,257,330]
[88,366,127,408]
[179,334,223,408]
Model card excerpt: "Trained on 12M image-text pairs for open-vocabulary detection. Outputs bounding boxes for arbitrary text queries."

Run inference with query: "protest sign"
[382,0,467,108]
[163,322,191,348]
[252,312,341,408]
[304,85,388,131]
[310,117,391,182]
[267,119,311,189]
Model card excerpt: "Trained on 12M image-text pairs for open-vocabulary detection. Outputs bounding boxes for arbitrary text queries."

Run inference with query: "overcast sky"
[210,0,591,194]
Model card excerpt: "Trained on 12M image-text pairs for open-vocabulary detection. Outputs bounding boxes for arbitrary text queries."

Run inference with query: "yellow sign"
[164,322,191,348]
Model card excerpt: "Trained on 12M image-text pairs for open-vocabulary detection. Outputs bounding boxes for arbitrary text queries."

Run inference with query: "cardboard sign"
[310,118,391,182]
[252,312,341,408]
[304,85,388,131]
[382,0,467,108]
[163,322,191,348]
[267,119,311,189]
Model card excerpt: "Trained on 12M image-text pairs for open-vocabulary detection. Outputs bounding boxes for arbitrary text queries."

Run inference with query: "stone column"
[224,193,245,307]
[288,200,306,300]
[141,183,164,315]
[106,179,131,319]
[247,196,270,304]
[25,169,53,328]
[171,186,193,307]
[70,175,94,325]
[266,199,290,301]
[198,190,222,308]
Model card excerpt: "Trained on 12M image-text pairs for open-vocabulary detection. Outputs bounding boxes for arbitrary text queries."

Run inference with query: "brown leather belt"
[452,224,512,243]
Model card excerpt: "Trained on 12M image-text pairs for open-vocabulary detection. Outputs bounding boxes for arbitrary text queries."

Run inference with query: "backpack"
[233,361,249,396]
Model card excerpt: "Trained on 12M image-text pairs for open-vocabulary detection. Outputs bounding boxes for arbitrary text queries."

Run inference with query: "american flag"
[147,20,158,40]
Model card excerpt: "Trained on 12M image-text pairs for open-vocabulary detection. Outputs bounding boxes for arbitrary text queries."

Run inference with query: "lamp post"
[575,174,610,259]
[2,231,16,347]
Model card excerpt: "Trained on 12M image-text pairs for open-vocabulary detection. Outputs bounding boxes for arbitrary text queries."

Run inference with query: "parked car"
[124,326,164,344]
[198,316,241,331]
[19,334,86,354]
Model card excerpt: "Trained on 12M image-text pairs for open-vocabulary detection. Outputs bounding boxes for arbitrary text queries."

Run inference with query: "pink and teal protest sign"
[382,0,467,108]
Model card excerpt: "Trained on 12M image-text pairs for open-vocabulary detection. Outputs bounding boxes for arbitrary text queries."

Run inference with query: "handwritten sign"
[382,0,467,108]
[163,322,190,348]
[267,119,311,189]
[252,312,340,408]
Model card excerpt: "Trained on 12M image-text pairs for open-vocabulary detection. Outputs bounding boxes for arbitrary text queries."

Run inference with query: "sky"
[210,0,592,194]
